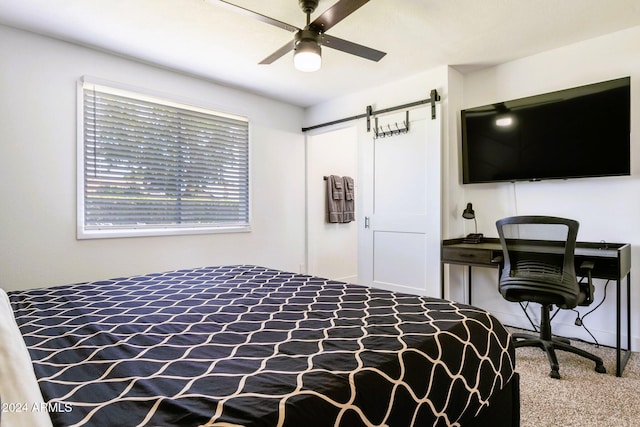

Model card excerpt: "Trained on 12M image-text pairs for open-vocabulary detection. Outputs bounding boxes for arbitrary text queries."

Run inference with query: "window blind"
[79,81,249,238]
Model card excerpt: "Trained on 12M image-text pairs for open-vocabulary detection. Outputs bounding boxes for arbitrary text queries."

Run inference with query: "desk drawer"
[442,247,493,265]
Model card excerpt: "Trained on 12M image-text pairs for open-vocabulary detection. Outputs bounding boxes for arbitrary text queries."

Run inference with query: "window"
[78,79,250,239]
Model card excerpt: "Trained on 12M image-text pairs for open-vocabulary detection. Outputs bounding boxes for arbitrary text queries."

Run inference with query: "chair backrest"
[495,215,580,307]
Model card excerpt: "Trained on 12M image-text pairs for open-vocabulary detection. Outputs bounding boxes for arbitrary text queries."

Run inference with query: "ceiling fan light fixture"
[294,31,322,72]
[294,44,321,72]
[219,0,386,69]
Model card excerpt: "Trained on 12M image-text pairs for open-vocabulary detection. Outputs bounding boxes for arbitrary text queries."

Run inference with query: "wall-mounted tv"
[461,77,630,184]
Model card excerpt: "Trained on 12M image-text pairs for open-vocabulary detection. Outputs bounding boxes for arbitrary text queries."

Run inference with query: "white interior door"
[359,106,441,296]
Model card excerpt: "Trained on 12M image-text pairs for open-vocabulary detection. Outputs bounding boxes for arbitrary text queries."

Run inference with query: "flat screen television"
[461,77,630,184]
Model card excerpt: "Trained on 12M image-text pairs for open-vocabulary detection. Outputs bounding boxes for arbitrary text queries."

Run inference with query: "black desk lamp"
[462,203,483,243]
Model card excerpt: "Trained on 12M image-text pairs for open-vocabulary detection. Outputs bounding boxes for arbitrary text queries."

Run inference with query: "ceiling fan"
[215,0,387,72]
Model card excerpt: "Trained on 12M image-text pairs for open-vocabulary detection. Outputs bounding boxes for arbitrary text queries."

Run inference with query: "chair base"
[513,332,607,379]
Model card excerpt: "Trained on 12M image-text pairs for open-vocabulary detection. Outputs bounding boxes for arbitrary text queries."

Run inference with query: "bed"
[1,265,519,426]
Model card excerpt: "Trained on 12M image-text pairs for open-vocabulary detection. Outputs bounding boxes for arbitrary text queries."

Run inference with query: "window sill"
[77,225,251,240]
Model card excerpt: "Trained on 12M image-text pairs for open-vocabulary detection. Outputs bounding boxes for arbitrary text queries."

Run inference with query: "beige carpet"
[515,336,640,426]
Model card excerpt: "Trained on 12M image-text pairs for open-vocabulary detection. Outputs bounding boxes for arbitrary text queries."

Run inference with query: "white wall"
[0,25,306,291]
[306,126,358,282]
[452,25,640,348]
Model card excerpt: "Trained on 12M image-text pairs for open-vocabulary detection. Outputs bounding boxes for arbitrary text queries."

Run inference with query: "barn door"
[359,105,441,296]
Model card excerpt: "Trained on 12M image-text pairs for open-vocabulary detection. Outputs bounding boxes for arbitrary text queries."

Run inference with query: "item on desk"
[462,203,481,243]
[463,233,483,244]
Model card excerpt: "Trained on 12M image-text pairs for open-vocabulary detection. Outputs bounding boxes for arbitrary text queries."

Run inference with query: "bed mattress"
[5,265,515,426]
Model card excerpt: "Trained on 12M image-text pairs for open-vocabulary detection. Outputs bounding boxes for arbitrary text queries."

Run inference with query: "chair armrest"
[492,255,504,276]
[578,261,595,306]
[580,260,595,270]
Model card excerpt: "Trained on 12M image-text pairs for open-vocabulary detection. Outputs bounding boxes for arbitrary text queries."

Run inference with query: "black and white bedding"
[3,265,517,427]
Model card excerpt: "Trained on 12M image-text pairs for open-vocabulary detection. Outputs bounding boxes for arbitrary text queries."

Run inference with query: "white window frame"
[77,77,251,239]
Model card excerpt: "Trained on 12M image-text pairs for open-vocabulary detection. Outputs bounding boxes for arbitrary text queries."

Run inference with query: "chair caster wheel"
[549,370,561,379]
[595,364,606,374]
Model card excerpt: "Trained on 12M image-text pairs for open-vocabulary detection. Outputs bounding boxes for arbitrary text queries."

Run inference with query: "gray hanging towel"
[342,176,355,223]
[326,175,345,223]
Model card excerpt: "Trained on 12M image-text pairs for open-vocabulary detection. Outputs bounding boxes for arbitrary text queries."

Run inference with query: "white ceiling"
[1,0,639,107]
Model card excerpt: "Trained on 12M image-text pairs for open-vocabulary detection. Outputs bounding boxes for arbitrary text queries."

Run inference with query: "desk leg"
[468,266,472,306]
[440,263,445,299]
[628,272,632,368]
[616,272,632,377]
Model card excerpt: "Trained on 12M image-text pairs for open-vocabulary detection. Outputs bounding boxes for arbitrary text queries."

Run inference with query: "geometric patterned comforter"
[8,265,515,427]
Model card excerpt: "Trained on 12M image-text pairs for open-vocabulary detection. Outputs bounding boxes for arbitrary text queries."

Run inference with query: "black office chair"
[496,215,606,379]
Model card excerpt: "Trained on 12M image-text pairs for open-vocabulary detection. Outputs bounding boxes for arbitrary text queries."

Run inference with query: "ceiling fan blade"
[214,0,299,32]
[321,34,386,62]
[259,40,295,64]
[309,0,370,32]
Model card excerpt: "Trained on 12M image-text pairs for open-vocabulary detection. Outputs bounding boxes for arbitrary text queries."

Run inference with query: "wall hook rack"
[373,111,409,139]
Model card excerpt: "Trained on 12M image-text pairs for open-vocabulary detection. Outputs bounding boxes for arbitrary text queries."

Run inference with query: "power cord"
[571,307,599,346]
[518,301,539,332]
[581,279,610,320]
[516,278,610,347]
[518,301,569,331]
[570,279,610,347]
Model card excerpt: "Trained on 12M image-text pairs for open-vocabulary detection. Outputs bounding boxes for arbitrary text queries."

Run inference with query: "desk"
[441,237,632,377]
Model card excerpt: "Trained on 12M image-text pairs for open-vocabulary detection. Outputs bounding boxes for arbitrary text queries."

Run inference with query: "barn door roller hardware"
[301,89,440,132]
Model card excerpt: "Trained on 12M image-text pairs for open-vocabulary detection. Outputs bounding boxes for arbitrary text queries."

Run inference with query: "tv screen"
[461,77,630,184]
